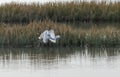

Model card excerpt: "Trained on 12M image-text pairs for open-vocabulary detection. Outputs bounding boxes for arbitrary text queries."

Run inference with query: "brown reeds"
[0,2,119,23]
[0,2,119,47]
[0,21,120,47]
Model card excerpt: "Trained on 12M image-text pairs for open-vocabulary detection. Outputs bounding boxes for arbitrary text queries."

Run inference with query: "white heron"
[38,29,60,43]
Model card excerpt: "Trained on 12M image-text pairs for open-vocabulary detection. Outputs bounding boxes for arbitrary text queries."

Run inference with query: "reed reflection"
[0,47,119,70]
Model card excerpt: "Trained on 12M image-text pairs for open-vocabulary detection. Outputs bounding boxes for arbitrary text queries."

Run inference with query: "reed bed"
[0,2,120,47]
[0,1,119,23]
[0,21,120,47]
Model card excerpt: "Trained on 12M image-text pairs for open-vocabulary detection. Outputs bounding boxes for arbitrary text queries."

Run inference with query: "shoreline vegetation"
[0,2,120,47]
[0,2,120,23]
[0,21,120,47]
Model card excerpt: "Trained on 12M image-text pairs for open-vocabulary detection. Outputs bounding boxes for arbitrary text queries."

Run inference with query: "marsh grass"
[0,2,120,47]
[0,2,119,23]
[0,21,120,47]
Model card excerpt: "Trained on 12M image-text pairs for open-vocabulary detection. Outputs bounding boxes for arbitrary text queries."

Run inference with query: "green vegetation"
[0,21,120,47]
[0,2,119,23]
[0,2,120,47]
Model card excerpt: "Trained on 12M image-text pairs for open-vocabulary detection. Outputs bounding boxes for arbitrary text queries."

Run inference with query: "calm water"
[0,47,120,77]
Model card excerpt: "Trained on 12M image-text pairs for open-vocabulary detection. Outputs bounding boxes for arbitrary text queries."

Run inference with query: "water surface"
[0,47,120,77]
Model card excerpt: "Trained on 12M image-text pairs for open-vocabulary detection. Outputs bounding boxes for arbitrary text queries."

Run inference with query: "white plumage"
[38,29,60,43]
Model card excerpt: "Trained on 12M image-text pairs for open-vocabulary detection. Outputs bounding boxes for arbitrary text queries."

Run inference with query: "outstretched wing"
[39,30,49,43]
[48,29,56,43]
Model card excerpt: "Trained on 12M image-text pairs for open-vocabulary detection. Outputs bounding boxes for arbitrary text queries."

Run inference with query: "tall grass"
[0,2,120,47]
[0,21,120,47]
[0,2,119,23]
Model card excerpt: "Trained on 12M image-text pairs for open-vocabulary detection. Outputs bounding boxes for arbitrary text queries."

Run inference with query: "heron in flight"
[38,29,60,43]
